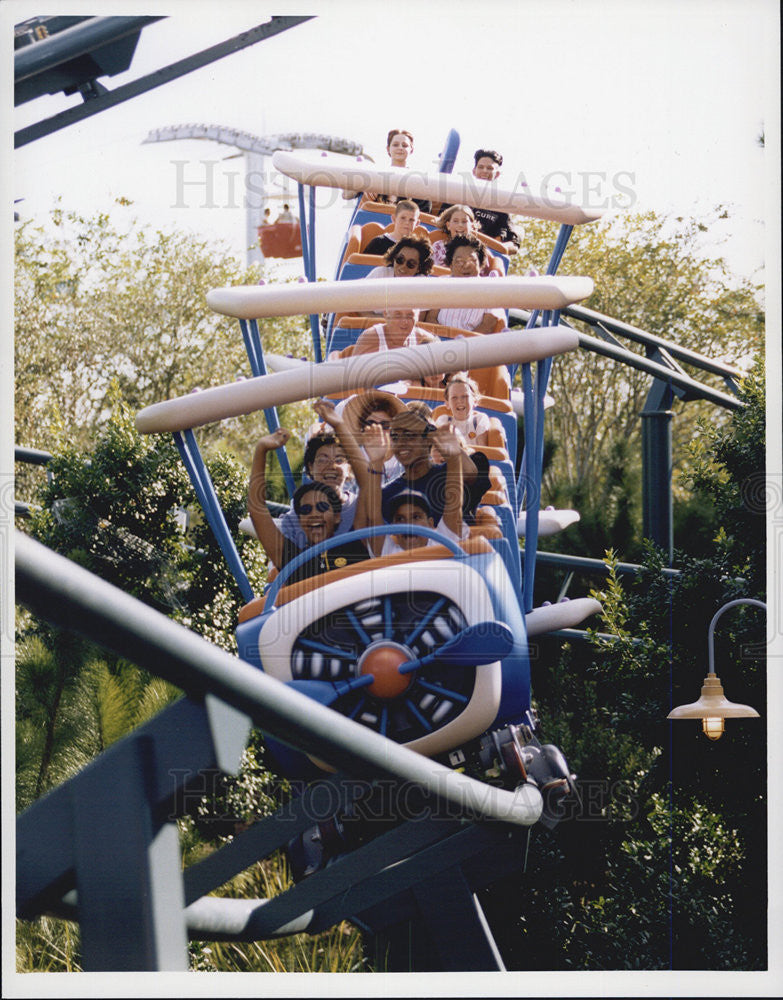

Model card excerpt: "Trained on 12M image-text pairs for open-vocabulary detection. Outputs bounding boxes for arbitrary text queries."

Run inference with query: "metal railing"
[15,531,541,971]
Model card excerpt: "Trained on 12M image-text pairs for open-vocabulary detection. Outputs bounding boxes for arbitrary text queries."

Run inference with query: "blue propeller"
[287,621,514,708]
[398,621,514,674]
[286,674,375,707]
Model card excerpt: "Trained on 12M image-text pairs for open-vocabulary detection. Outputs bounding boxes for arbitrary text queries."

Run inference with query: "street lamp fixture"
[667,598,766,740]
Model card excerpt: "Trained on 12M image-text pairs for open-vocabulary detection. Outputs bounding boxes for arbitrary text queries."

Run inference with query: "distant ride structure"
[142,125,369,266]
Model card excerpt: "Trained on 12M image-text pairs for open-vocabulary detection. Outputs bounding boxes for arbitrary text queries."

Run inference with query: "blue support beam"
[641,378,675,563]
[174,429,254,602]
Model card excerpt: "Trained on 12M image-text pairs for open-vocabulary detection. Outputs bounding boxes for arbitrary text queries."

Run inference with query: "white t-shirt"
[366,265,394,279]
[436,306,506,332]
[435,410,492,443]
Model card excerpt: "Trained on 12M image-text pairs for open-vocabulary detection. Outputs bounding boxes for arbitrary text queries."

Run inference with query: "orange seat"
[340,225,363,266]
[474,505,501,528]
[468,522,502,541]
[486,424,510,453]
[356,200,396,219]
[479,489,507,507]
[359,221,388,252]
[470,362,510,401]
[238,535,495,621]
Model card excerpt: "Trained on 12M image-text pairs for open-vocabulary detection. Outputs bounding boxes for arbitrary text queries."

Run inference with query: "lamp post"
[667,598,766,740]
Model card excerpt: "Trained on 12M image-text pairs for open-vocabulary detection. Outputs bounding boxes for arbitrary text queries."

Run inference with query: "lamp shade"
[667,599,765,742]
[667,674,760,725]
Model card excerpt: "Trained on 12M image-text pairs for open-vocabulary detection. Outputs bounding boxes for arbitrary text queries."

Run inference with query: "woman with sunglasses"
[248,401,383,584]
[365,235,434,280]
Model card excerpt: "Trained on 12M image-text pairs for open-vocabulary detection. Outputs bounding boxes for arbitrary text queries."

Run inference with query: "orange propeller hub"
[358,642,414,699]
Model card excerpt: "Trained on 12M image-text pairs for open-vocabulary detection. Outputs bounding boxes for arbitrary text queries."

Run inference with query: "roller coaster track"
[13,300,743,969]
[15,532,540,971]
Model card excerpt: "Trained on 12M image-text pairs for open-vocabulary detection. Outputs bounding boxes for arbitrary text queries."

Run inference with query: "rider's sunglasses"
[298,500,332,515]
[361,418,391,430]
[393,255,419,271]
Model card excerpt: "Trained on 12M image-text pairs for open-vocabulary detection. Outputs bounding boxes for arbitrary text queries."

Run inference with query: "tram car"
[136,131,605,855]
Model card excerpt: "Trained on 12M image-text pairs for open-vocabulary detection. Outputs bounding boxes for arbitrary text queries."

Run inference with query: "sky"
[5,0,780,284]
[3,2,783,996]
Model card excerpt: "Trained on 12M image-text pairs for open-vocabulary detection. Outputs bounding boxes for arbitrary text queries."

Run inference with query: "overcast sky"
[6,0,779,282]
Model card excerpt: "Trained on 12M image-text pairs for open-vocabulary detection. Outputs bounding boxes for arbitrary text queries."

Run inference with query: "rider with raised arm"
[247,401,384,583]
[363,419,469,556]
[380,403,491,527]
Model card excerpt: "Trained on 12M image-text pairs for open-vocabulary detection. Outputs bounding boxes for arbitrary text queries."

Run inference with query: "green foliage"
[15,632,182,810]
[16,917,82,973]
[16,394,270,808]
[29,388,191,608]
[26,390,267,634]
[686,356,766,592]
[14,204,312,486]
[487,361,766,970]
[510,209,764,558]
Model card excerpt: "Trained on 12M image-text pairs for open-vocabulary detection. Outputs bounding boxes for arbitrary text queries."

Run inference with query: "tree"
[17,392,270,802]
[14,203,313,479]
[509,209,764,560]
[482,359,767,970]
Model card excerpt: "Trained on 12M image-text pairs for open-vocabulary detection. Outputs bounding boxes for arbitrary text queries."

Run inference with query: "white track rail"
[206,275,594,320]
[273,150,603,226]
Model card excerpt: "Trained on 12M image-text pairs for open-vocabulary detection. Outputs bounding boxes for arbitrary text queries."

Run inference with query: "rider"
[248,401,384,583]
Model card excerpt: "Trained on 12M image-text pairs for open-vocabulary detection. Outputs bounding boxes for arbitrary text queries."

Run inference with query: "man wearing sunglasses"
[248,401,385,585]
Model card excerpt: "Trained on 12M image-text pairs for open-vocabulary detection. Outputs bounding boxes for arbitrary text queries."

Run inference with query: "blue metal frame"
[437,129,460,173]
[297,181,323,364]
[262,523,467,609]
[510,224,575,612]
[173,429,254,603]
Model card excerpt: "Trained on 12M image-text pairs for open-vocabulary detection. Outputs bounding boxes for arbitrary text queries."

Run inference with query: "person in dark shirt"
[276,487,369,584]
[363,200,420,256]
[248,401,384,584]
[439,149,520,256]
[379,404,491,526]
[469,149,520,255]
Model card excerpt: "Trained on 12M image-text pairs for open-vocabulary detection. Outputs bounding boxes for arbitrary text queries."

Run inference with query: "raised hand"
[432,423,464,460]
[257,427,291,451]
[362,422,390,465]
[312,398,342,427]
